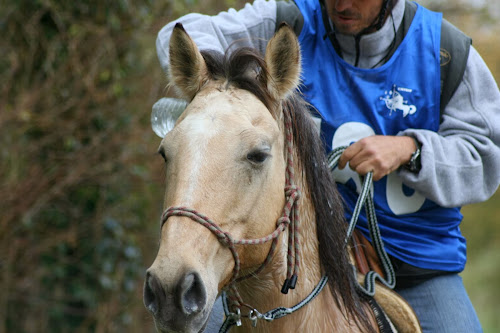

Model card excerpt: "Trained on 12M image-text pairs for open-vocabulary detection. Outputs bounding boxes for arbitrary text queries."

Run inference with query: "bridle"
[158,104,396,331]
[160,106,302,315]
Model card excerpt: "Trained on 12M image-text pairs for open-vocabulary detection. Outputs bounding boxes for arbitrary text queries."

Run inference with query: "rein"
[160,106,303,325]
[327,148,396,296]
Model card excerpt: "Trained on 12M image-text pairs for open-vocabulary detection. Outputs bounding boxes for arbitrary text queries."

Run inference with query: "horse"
[144,23,420,333]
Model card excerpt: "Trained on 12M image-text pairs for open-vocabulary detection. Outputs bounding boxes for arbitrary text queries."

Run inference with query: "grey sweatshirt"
[156,0,500,208]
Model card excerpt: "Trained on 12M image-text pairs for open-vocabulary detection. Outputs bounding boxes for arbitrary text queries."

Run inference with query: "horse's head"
[144,24,301,332]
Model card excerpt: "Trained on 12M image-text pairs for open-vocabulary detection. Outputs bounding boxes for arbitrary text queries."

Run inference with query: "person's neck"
[331,0,405,68]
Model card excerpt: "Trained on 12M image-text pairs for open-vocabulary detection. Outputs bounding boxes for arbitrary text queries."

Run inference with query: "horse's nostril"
[143,272,161,315]
[178,272,207,315]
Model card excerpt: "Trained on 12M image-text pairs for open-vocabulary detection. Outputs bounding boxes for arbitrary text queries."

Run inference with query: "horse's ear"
[168,23,209,100]
[265,23,301,101]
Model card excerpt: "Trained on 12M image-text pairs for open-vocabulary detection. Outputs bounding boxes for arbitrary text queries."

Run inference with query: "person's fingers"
[338,142,361,169]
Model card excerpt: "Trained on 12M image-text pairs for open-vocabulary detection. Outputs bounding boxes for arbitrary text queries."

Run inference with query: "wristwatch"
[404,137,422,173]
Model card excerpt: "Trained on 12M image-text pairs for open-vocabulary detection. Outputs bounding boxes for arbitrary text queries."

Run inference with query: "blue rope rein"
[219,276,329,332]
[327,146,396,296]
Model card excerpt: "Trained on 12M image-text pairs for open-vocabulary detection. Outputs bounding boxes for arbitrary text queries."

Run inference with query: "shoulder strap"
[276,0,304,35]
[439,18,472,114]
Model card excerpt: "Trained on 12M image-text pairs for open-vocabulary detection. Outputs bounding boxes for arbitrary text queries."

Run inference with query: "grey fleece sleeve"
[156,0,278,75]
[398,46,500,207]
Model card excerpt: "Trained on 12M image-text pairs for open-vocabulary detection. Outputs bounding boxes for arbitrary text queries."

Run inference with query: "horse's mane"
[200,48,372,330]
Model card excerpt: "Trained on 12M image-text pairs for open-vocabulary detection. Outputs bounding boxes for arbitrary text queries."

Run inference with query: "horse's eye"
[247,149,270,164]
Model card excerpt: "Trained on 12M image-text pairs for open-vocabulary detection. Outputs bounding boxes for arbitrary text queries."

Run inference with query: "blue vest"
[296,0,466,272]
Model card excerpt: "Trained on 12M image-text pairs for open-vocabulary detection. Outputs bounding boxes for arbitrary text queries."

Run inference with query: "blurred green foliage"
[0,0,498,332]
[0,0,172,331]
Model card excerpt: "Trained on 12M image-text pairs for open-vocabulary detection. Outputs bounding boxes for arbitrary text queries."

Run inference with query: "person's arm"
[398,45,500,207]
[156,0,305,75]
[156,0,283,75]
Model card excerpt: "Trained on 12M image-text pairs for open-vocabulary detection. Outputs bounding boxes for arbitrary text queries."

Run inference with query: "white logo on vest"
[380,84,417,117]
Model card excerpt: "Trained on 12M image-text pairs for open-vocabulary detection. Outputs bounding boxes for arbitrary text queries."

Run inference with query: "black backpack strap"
[439,18,472,114]
[276,0,304,35]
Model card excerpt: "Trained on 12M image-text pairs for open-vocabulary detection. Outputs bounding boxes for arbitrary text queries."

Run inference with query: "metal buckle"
[249,310,258,327]
[234,308,242,326]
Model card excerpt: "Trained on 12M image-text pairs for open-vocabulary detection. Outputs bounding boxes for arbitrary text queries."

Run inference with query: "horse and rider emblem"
[380,84,417,117]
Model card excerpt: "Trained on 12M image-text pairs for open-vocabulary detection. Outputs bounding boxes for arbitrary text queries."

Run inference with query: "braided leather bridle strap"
[161,184,300,288]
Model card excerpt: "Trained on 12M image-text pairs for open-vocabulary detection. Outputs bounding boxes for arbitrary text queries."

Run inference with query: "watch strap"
[404,137,421,173]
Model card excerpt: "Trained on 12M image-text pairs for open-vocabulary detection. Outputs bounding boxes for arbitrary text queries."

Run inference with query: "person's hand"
[338,135,416,181]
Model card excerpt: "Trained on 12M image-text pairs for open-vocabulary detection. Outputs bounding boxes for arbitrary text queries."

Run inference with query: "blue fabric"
[295,0,466,272]
[205,297,224,333]
[396,274,482,332]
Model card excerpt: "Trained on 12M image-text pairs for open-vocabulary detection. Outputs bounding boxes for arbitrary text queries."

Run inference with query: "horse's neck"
[233,172,366,332]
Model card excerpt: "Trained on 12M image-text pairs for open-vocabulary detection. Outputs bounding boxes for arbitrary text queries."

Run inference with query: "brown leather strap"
[351,230,386,279]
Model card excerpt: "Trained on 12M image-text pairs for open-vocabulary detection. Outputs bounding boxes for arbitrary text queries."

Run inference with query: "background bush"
[1,0,498,332]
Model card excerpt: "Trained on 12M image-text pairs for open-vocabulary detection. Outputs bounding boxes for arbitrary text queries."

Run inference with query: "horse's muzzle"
[144,270,210,332]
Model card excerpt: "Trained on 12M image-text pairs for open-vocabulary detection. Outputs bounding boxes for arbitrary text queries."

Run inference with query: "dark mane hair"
[200,48,372,330]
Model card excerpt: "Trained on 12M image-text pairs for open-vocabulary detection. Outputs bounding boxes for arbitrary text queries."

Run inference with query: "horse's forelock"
[201,48,276,112]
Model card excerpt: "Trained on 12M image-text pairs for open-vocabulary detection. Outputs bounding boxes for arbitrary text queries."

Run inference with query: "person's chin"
[333,19,360,35]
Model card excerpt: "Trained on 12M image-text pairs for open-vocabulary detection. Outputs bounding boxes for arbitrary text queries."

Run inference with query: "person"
[155,0,500,332]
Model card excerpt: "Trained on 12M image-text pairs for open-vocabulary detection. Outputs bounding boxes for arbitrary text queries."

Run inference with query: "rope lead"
[327,146,396,296]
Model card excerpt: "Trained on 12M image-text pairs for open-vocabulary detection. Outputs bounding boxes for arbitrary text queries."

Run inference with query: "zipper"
[354,34,362,67]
